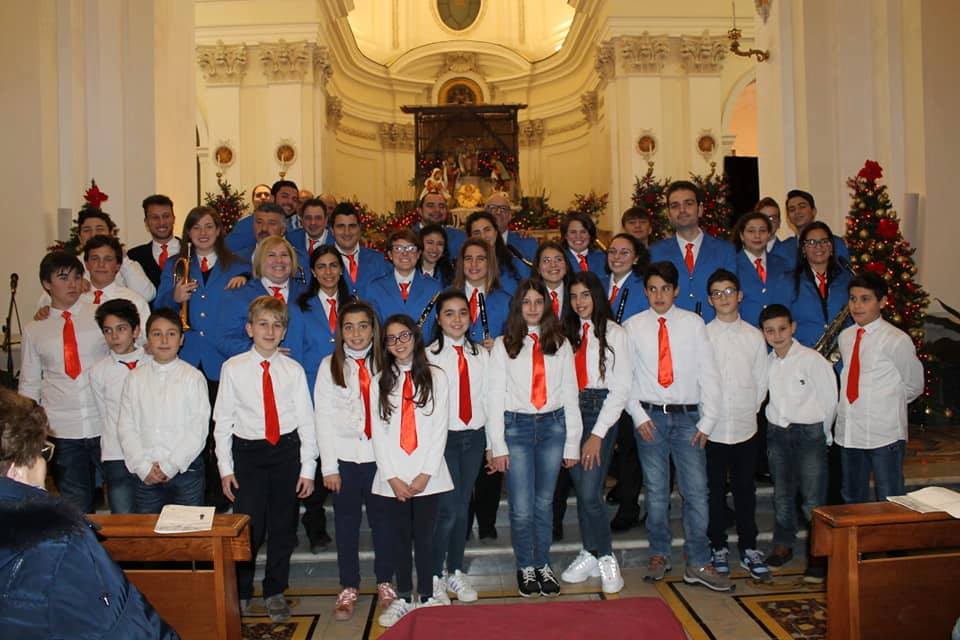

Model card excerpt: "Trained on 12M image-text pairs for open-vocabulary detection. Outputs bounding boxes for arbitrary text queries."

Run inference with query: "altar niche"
[401,104,527,208]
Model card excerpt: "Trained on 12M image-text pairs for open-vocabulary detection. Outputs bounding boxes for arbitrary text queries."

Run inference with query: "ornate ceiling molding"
[436,52,484,78]
[580,91,600,126]
[326,95,343,130]
[196,41,248,85]
[679,31,727,73]
[259,40,313,83]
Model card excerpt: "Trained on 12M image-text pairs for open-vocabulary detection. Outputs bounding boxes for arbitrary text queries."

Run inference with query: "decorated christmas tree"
[569,190,609,224]
[47,179,111,253]
[690,162,734,240]
[844,160,938,420]
[204,177,248,234]
[630,162,672,242]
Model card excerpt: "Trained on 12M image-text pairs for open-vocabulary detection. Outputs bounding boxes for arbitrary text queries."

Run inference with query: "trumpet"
[173,243,192,331]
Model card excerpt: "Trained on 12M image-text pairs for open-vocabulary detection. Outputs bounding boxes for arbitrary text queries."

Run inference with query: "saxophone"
[813,307,850,364]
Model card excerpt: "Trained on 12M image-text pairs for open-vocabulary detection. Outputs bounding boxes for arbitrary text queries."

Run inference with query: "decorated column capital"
[618,33,670,74]
[326,95,343,130]
[580,91,600,125]
[259,40,313,83]
[313,45,334,86]
[378,123,415,150]
[679,31,727,73]
[196,40,248,85]
[518,119,546,147]
[595,41,616,86]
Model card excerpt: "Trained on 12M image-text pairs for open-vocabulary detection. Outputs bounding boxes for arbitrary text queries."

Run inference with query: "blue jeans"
[134,455,205,514]
[50,437,102,514]
[433,428,486,575]
[504,409,566,569]
[841,440,906,504]
[634,407,711,567]
[102,459,138,514]
[766,423,827,547]
[568,389,617,556]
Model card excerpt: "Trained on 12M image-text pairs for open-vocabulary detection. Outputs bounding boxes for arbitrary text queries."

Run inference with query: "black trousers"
[612,412,642,520]
[233,432,301,600]
[468,468,501,534]
[385,493,440,601]
[706,435,758,552]
[301,467,329,542]
[202,377,229,511]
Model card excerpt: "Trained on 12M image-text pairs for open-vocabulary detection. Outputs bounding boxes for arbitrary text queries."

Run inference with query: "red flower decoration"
[83,179,109,208]
[876,218,899,241]
[865,261,886,275]
[858,160,883,182]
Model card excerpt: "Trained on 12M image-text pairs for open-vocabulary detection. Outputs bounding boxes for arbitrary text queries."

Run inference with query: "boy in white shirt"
[838,273,923,503]
[19,251,109,513]
[704,269,770,580]
[117,308,208,513]
[759,304,837,582]
[81,235,151,339]
[88,299,149,514]
[214,296,318,623]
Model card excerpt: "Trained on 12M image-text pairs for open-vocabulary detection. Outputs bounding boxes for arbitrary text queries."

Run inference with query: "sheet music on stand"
[154,504,216,534]
[888,486,960,519]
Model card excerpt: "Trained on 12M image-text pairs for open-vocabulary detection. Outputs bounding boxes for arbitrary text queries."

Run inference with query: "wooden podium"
[811,502,960,640]
[89,514,251,640]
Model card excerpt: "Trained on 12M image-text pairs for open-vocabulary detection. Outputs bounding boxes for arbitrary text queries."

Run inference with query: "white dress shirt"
[118,259,156,302]
[152,238,182,264]
[836,317,924,448]
[19,301,109,439]
[706,316,768,444]
[578,320,633,438]
[675,230,705,264]
[486,332,584,459]
[765,340,838,443]
[81,281,151,341]
[370,363,453,497]
[213,348,319,478]
[260,278,289,302]
[314,354,377,477]
[744,249,766,274]
[305,229,329,254]
[88,348,150,462]
[117,358,209,481]
[623,306,721,435]
[427,338,489,432]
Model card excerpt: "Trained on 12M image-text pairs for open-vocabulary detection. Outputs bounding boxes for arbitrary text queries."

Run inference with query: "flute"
[614,288,629,323]
[478,291,490,341]
[417,291,441,328]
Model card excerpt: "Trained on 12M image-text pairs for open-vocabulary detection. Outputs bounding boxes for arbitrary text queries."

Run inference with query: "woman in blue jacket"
[733,211,792,328]
[786,221,852,349]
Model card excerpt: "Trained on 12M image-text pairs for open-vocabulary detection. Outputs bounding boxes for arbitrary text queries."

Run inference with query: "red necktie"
[609,285,620,306]
[550,290,560,317]
[454,345,472,424]
[816,272,827,298]
[399,282,410,301]
[327,298,337,333]
[62,311,81,380]
[684,243,695,274]
[308,238,317,254]
[261,361,280,444]
[355,358,372,439]
[755,258,766,284]
[657,317,674,388]
[575,323,590,391]
[270,286,284,302]
[158,243,169,270]
[529,333,547,409]
[846,328,865,404]
[400,371,418,454]
[93,290,103,304]
[121,360,138,370]
[578,254,589,272]
[201,256,210,273]
[347,254,358,283]
[469,288,479,324]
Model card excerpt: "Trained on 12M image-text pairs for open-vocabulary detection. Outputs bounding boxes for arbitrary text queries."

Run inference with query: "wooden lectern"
[88,514,251,640]
[811,502,960,640]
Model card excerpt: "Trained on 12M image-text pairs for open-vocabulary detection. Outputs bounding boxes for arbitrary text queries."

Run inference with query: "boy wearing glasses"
[214,296,318,622]
[704,269,770,580]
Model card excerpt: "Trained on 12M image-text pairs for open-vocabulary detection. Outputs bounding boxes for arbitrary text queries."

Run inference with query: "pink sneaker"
[377,582,397,610]
[334,587,358,621]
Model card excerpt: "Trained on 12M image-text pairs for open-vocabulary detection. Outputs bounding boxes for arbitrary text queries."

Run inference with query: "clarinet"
[614,288,629,323]
[417,291,441,328]
[505,243,533,268]
[478,291,490,341]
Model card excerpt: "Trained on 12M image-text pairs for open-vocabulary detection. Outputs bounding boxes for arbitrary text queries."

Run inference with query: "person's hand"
[33,306,51,321]
[490,455,509,473]
[691,431,709,449]
[221,475,239,502]
[225,275,247,290]
[409,473,430,494]
[323,473,342,493]
[388,477,414,501]
[636,420,656,442]
[296,476,315,498]
[562,458,578,469]
[580,434,603,470]
[173,278,198,304]
[144,463,168,485]
[80,278,92,293]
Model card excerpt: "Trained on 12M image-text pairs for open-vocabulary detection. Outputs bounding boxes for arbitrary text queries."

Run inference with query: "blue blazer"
[772,234,850,271]
[225,216,255,254]
[649,233,737,322]
[154,252,251,380]
[214,278,309,361]
[285,297,339,395]
[342,247,390,296]
[568,247,608,274]
[413,222,466,259]
[785,268,853,348]
[466,288,511,343]
[497,257,531,297]
[735,251,792,328]
[362,270,443,339]
[505,231,538,261]
[607,271,649,323]
[286,228,328,268]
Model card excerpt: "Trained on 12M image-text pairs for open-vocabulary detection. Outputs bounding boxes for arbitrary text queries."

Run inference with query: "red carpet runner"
[381,597,687,639]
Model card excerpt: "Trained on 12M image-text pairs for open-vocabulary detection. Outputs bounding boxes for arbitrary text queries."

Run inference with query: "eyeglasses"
[803,238,832,248]
[709,287,739,298]
[606,248,635,258]
[384,331,414,346]
[391,245,419,254]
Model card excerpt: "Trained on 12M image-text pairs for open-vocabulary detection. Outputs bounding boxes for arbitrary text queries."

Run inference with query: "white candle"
[732,1,737,28]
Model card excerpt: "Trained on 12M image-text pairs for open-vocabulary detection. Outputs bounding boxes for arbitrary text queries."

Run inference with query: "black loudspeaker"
[724,156,759,225]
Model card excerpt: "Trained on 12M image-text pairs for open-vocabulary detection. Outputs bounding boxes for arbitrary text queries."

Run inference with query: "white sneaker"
[598,554,625,594]
[419,596,448,607]
[378,598,413,628]
[446,569,478,602]
[561,549,600,583]
[431,575,451,605]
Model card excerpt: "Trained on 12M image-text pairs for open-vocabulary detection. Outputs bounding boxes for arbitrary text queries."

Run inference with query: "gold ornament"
[945,408,955,419]
[900,271,911,281]
[892,313,902,324]
[456,184,483,209]
[925,407,933,416]
[861,253,872,263]
[859,229,870,239]
[883,272,893,282]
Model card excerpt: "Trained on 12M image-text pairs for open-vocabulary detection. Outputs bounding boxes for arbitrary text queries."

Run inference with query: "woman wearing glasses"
[605,233,650,322]
[0,389,177,638]
[788,221,853,348]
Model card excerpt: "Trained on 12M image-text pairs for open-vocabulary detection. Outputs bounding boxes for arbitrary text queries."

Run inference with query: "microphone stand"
[1,273,22,389]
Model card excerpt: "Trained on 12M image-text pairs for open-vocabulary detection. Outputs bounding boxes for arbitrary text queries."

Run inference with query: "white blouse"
[426,337,489,432]
[705,317,768,444]
[314,355,377,477]
[577,320,633,439]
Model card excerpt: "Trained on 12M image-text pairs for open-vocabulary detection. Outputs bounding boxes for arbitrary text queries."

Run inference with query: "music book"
[154,505,216,534]
[888,486,960,519]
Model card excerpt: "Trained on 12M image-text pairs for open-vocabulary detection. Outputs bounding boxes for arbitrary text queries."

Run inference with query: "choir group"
[17,179,924,628]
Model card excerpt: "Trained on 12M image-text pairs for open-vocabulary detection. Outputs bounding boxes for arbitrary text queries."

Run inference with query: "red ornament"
[858,160,883,182]
[876,218,899,240]
[865,261,886,275]
[83,179,109,208]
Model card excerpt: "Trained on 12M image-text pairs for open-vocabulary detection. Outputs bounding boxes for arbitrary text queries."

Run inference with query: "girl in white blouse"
[427,290,489,604]
[372,315,452,627]
[313,301,397,622]
[557,272,632,594]
[487,279,583,598]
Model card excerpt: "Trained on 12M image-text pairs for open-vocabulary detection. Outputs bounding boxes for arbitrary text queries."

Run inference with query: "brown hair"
[0,389,49,475]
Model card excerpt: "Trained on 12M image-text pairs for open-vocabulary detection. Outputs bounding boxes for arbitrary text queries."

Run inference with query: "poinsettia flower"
[83,180,109,208]
[858,160,883,182]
